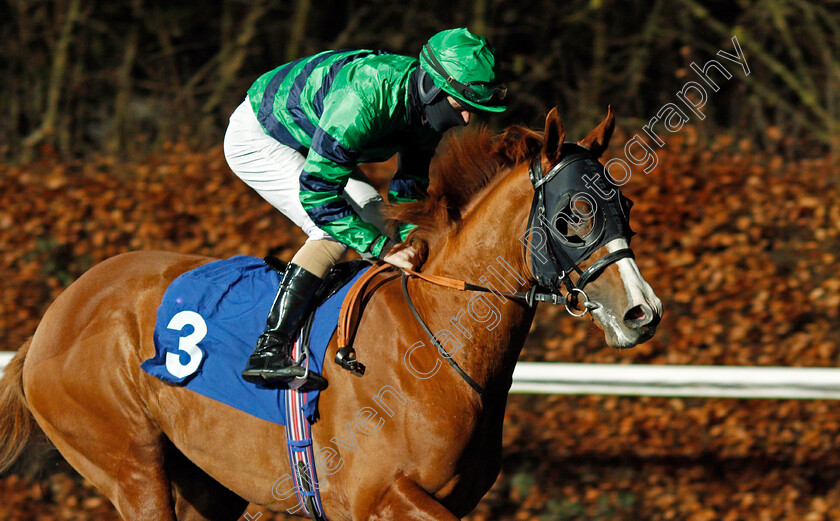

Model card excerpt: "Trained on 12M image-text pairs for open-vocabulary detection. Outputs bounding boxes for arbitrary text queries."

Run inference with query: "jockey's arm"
[299,151,390,258]
[298,91,391,258]
[389,147,433,242]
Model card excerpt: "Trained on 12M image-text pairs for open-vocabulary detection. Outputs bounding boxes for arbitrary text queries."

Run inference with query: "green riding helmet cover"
[419,28,507,113]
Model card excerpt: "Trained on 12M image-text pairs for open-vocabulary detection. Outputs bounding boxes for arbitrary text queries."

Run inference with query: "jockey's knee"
[291,240,347,278]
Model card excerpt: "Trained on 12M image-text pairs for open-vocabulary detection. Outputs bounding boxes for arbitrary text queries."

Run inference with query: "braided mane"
[386,124,543,249]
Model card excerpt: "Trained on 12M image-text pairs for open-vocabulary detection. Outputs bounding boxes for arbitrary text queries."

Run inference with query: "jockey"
[223,28,507,386]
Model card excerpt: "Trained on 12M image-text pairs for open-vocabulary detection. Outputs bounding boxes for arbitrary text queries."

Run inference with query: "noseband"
[524,144,636,314]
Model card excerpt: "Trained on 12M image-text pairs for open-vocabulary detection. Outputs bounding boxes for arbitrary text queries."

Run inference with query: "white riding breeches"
[223,98,386,243]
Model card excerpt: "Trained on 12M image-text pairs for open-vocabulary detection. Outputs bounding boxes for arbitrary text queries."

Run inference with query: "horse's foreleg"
[365,477,460,521]
[165,439,249,521]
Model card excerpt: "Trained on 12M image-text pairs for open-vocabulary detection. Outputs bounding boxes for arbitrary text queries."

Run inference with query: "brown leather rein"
[336,262,582,400]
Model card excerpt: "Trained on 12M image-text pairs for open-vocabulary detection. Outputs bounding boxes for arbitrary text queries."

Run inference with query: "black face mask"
[423,96,468,133]
[409,67,468,133]
[527,143,635,291]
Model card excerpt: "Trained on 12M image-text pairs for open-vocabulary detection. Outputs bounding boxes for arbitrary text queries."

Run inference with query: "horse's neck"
[416,166,535,391]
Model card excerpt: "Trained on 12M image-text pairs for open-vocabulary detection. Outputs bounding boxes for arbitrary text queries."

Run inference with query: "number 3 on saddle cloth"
[141,255,370,521]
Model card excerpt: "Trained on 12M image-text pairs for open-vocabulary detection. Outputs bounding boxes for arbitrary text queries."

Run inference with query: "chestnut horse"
[0,108,661,520]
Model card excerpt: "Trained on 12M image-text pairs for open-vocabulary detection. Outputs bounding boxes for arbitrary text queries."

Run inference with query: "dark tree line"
[1,0,837,161]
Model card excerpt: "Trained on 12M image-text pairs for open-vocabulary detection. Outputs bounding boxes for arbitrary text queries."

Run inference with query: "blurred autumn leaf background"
[3,0,840,520]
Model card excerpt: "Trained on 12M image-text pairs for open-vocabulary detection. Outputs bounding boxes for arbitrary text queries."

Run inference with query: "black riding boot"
[241,263,323,385]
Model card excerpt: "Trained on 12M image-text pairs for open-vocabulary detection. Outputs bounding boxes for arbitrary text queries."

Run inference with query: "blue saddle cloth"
[141,255,368,424]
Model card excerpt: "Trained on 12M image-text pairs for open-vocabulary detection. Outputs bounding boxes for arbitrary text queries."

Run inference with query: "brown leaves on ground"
[3,132,840,520]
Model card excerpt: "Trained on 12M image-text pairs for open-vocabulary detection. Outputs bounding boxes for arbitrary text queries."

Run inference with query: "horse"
[0,107,662,520]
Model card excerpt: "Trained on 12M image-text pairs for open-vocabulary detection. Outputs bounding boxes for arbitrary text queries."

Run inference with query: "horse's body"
[0,109,662,520]
[19,249,517,520]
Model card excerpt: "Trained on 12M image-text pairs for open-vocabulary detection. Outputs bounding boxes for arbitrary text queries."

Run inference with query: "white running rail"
[0,352,13,371]
[2,353,839,399]
[509,362,840,399]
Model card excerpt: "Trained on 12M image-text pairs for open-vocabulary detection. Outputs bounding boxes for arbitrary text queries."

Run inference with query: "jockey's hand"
[381,243,420,271]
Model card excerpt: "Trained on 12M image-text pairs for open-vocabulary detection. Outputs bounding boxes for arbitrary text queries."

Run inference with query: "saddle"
[143,254,392,425]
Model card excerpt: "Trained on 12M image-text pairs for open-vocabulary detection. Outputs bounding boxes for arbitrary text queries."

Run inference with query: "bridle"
[398,146,637,397]
[523,145,636,315]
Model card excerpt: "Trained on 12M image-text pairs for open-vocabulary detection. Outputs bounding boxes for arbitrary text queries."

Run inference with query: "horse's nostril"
[624,305,646,322]
[623,304,652,329]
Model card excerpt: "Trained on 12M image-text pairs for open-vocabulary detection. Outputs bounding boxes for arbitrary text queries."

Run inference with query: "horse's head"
[388,109,661,348]
[525,107,662,348]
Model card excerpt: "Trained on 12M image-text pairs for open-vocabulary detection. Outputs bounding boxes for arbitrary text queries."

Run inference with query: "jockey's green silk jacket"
[247,50,441,256]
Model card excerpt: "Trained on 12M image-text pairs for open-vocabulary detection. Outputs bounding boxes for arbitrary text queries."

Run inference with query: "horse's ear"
[542,107,566,165]
[577,105,615,158]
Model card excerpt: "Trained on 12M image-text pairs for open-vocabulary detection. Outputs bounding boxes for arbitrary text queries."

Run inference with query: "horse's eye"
[553,204,592,245]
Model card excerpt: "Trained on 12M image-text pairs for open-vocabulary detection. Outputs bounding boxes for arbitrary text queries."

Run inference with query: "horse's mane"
[387,124,544,251]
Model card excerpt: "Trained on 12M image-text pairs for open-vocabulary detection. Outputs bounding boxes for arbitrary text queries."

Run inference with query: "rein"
[391,148,636,399]
[401,267,579,309]
[400,272,486,398]
[398,264,585,400]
